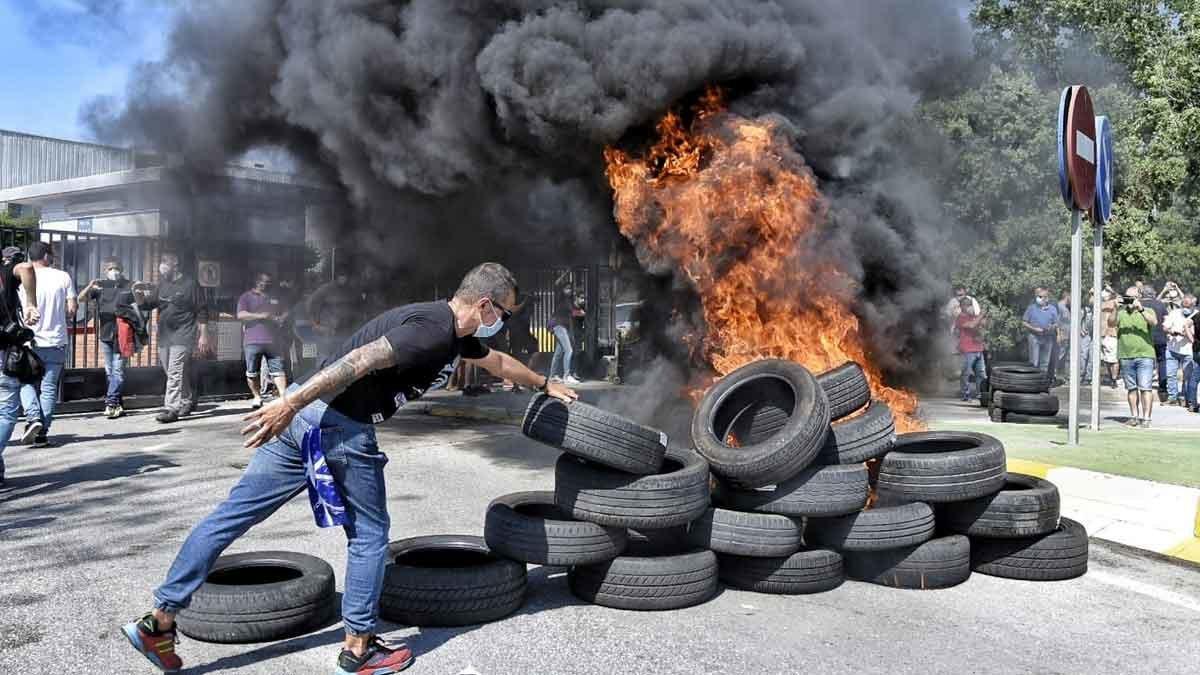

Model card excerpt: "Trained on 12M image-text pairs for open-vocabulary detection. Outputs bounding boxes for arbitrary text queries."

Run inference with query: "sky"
[0,0,174,143]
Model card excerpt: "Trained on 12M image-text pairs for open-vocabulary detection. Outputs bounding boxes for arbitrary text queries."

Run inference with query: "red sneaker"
[121,613,183,672]
[335,636,414,674]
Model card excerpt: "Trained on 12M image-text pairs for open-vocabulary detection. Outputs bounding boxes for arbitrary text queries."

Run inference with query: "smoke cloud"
[84,0,976,407]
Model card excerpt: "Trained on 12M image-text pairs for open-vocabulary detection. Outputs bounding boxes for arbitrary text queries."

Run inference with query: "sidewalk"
[405,380,1200,566]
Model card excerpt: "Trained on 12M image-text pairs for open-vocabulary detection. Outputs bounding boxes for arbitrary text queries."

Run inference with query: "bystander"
[1112,286,1158,428]
[19,242,76,448]
[0,248,38,485]
[237,272,288,409]
[1141,285,1169,401]
[1100,288,1120,387]
[1022,287,1059,370]
[955,298,986,401]
[77,257,138,418]
[1163,289,1193,406]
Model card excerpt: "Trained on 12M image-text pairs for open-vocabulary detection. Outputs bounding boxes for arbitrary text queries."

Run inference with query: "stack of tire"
[689,360,890,595]
[988,357,1060,423]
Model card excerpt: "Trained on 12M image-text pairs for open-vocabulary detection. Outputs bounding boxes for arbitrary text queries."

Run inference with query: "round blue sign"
[1094,116,1114,224]
[1057,86,1073,208]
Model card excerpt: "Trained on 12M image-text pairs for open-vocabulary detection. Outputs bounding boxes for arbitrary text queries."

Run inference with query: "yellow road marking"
[1163,537,1200,565]
[1006,458,1052,479]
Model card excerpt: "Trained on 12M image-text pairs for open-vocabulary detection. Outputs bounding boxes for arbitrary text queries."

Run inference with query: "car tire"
[380,535,526,627]
[843,535,971,589]
[989,366,1051,394]
[993,391,1060,416]
[569,550,719,611]
[691,359,830,489]
[876,432,1006,503]
[554,447,710,529]
[523,394,667,474]
[625,526,692,557]
[718,548,844,594]
[687,507,804,557]
[971,517,1088,581]
[816,362,871,420]
[939,473,1060,538]
[716,463,868,517]
[816,400,896,465]
[176,551,337,643]
[805,502,936,551]
[484,491,626,565]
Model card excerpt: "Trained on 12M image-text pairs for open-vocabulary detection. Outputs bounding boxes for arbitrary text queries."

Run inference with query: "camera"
[1121,296,1136,306]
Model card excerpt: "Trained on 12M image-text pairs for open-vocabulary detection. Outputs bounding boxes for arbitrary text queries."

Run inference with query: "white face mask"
[159,263,173,277]
[473,300,505,339]
[106,269,121,281]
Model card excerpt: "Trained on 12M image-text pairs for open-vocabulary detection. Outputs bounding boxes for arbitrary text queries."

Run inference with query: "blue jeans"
[550,325,574,378]
[1186,358,1200,408]
[1027,333,1055,370]
[960,351,985,399]
[1121,357,1156,391]
[20,345,67,435]
[153,390,391,635]
[1165,350,1191,401]
[0,373,22,478]
[100,340,125,406]
[244,343,286,378]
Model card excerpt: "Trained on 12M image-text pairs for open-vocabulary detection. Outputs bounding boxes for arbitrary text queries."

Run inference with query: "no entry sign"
[1093,115,1114,224]
[1065,86,1096,211]
[1056,87,1073,208]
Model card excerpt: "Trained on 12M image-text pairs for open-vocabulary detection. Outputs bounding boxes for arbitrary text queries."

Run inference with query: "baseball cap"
[2,246,22,259]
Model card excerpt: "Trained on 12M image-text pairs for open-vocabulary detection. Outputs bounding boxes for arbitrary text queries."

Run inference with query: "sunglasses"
[488,298,513,322]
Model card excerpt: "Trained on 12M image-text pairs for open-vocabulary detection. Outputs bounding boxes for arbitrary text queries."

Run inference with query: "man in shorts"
[1111,286,1158,427]
[1100,289,1120,387]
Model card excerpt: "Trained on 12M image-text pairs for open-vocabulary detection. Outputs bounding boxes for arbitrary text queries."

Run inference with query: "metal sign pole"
[1091,218,1103,430]
[1068,209,1082,445]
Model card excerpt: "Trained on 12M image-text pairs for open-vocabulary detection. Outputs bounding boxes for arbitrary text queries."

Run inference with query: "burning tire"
[989,366,1051,394]
[939,473,1060,538]
[970,518,1088,581]
[523,395,667,474]
[815,400,896,465]
[805,502,936,552]
[484,491,626,565]
[715,463,868,517]
[691,359,830,489]
[687,507,804,557]
[817,362,871,420]
[843,535,971,589]
[718,548,844,595]
[625,526,692,557]
[554,447,711,529]
[380,535,526,627]
[175,551,336,643]
[569,550,719,611]
[992,391,1060,417]
[875,432,1006,503]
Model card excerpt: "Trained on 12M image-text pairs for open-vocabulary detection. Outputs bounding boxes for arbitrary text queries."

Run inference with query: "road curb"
[1005,458,1200,565]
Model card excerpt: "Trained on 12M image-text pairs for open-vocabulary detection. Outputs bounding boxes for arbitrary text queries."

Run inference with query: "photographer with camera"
[1110,287,1159,428]
[0,245,39,486]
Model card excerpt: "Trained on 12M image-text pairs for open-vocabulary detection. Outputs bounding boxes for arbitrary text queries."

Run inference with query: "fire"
[604,87,922,432]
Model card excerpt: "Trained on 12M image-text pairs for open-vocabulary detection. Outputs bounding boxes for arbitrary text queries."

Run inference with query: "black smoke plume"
[84,0,975,410]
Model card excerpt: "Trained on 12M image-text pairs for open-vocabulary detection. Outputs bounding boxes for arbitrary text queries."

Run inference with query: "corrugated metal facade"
[0,130,134,190]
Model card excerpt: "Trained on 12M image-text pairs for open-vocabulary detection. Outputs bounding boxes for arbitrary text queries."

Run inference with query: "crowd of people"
[948,280,1199,427]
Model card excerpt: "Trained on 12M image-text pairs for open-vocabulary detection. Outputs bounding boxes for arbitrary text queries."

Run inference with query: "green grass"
[928,421,1200,488]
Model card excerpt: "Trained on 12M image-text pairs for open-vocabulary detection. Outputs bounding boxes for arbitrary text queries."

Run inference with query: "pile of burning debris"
[377,357,1088,626]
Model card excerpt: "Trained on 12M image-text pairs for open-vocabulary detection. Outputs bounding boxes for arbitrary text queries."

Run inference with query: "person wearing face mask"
[79,257,139,418]
[1021,287,1060,370]
[134,250,212,423]
[122,262,577,675]
[549,273,583,385]
[237,272,289,409]
[1099,287,1121,387]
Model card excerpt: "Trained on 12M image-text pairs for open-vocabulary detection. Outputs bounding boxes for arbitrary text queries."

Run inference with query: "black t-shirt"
[154,275,208,347]
[319,301,489,424]
[0,263,20,322]
[87,279,134,343]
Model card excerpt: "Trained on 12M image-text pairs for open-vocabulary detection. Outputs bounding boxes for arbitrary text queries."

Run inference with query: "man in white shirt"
[18,242,77,448]
[1163,291,1194,406]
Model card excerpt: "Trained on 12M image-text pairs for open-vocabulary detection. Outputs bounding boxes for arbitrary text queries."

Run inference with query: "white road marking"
[1088,570,1200,614]
[142,442,171,452]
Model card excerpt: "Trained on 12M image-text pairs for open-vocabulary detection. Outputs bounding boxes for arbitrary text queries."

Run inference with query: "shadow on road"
[0,450,179,505]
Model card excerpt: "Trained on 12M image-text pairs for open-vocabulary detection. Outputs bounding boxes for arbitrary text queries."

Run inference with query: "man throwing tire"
[123,263,577,674]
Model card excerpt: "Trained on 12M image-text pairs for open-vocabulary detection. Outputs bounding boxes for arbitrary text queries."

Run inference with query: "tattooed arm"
[240,336,397,448]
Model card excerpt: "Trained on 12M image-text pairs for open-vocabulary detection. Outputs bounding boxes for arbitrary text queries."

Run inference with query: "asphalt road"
[1,401,1198,674]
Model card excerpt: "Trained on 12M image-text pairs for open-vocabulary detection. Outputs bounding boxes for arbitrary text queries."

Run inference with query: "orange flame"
[604,87,922,432]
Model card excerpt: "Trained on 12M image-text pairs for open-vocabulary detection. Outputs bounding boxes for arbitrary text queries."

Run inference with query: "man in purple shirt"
[237,272,288,408]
